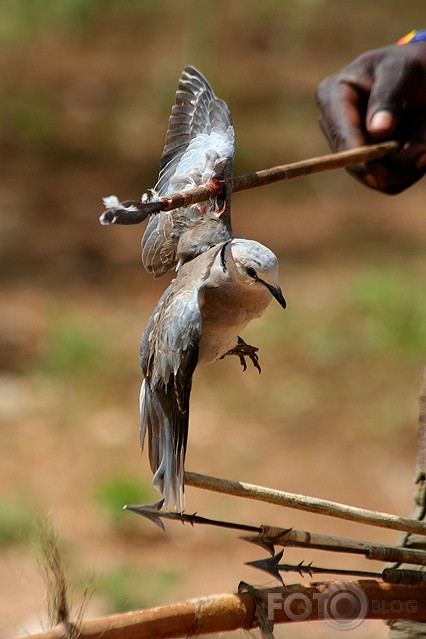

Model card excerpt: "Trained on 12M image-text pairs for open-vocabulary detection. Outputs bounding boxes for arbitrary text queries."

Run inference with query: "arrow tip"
[246,550,285,585]
[241,534,276,556]
[124,499,166,531]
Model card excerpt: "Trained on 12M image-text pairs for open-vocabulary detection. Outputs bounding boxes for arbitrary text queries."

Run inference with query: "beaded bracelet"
[398,29,426,44]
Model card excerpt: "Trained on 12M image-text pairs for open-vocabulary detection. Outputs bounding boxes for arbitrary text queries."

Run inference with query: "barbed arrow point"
[246,550,285,585]
[241,534,275,556]
[124,499,166,531]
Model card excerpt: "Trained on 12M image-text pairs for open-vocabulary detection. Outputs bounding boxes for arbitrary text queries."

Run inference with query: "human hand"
[316,41,426,193]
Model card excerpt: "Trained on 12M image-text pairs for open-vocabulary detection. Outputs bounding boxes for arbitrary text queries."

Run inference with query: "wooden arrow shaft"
[184,471,426,536]
[100,141,399,225]
[231,141,398,192]
[278,563,381,579]
[247,525,426,565]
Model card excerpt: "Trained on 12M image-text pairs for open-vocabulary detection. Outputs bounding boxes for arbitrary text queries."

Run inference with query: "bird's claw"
[220,338,261,374]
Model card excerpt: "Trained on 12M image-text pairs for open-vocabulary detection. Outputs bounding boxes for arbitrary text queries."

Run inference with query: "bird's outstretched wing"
[141,66,235,278]
[140,282,202,511]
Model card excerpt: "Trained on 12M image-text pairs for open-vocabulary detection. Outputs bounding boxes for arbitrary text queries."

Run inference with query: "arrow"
[246,550,383,585]
[100,141,399,225]
[124,500,261,533]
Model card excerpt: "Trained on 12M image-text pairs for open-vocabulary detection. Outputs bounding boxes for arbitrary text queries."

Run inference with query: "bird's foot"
[220,337,261,373]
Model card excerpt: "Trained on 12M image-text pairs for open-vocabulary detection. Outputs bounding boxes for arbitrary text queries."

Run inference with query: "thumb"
[366,55,423,137]
[368,109,398,137]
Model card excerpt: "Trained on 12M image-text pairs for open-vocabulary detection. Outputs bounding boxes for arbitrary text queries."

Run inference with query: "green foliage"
[6,95,56,149]
[350,266,426,355]
[93,475,153,533]
[295,265,426,366]
[0,0,164,41]
[98,565,181,612]
[1,0,100,40]
[0,501,36,546]
[38,316,108,377]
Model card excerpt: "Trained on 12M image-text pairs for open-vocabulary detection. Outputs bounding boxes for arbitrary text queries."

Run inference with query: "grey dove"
[140,238,286,512]
[134,67,286,512]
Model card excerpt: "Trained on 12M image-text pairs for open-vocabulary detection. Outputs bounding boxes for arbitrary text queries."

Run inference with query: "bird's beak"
[266,283,286,309]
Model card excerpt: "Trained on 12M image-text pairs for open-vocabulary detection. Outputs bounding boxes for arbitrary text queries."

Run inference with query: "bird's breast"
[197,282,271,365]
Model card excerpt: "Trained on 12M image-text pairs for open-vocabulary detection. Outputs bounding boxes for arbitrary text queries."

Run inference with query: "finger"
[352,136,426,194]
[316,77,369,151]
[379,122,426,193]
[366,55,424,136]
[368,110,397,136]
[375,157,426,194]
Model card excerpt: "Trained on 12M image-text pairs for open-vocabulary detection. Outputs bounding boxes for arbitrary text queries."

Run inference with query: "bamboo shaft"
[27,580,426,639]
[184,471,426,536]
[27,592,255,639]
[418,368,426,475]
[248,526,426,565]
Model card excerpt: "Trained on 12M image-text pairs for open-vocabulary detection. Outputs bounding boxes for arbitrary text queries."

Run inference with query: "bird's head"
[227,239,286,309]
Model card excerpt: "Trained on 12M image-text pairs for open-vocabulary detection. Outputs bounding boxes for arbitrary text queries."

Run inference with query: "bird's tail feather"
[140,379,187,512]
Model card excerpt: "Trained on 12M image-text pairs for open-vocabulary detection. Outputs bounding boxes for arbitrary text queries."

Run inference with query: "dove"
[140,238,286,511]
[102,66,286,511]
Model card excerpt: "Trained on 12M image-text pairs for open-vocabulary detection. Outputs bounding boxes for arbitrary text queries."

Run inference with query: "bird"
[131,67,286,511]
[140,238,286,512]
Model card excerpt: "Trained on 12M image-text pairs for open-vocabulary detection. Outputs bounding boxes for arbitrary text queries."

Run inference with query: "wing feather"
[140,284,202,511]
[141,66,234,278]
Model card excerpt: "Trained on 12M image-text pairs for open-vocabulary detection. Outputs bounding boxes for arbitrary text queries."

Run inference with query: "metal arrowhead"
[245,550,285,585]
[242,534,276,556]
[124,499,166,531]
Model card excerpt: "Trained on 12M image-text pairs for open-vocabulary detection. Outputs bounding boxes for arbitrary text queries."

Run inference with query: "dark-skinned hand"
[316,41,426,193]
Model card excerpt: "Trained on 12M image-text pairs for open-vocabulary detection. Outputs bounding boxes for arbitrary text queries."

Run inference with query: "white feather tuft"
[141,188,160,203]
[102,195,121,209]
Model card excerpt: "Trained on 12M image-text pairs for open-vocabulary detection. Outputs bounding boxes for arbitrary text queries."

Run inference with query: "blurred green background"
[1,2,426,637]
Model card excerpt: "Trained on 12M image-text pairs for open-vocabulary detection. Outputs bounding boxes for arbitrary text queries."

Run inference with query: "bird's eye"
[246,267,257,278]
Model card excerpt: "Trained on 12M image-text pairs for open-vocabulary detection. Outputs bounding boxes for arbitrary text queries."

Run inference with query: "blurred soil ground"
[1,2,426,638]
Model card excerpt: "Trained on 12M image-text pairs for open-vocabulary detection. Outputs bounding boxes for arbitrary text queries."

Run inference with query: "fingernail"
[416,154,426,169]
[364,173,378,189]
[363,165,388,190]
[369,110,394,134]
